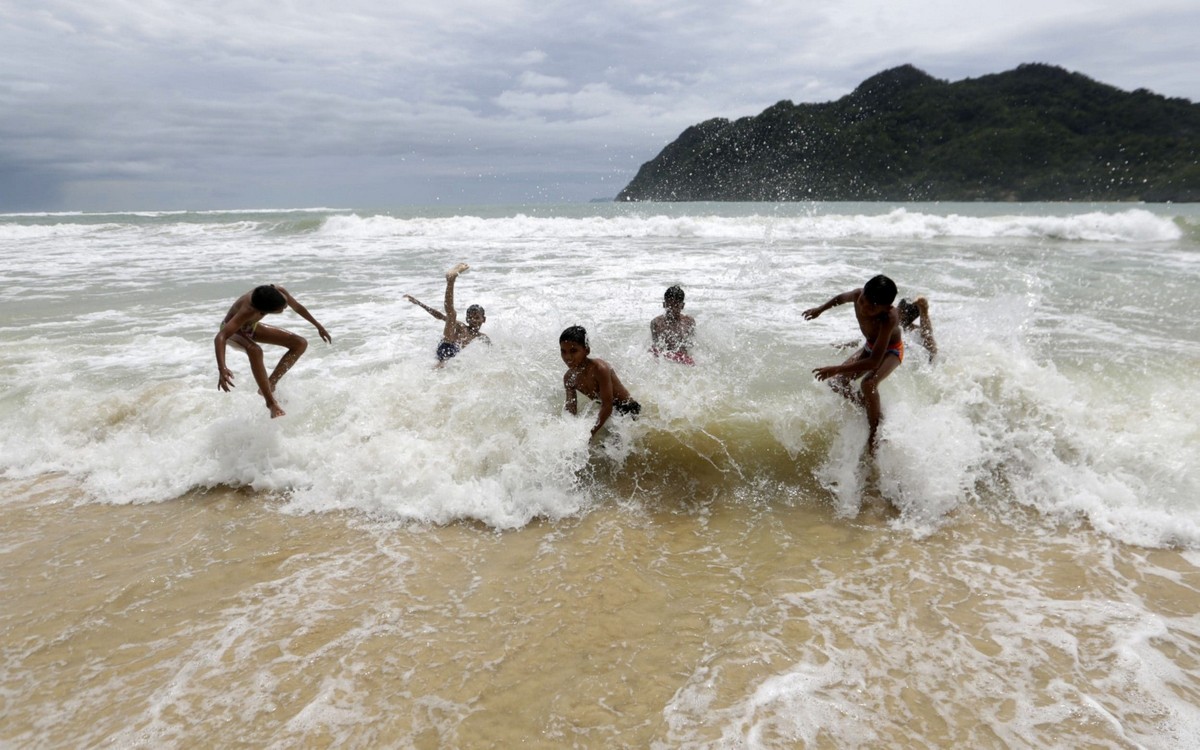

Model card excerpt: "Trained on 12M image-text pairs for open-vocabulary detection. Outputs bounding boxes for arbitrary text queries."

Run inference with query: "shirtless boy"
[650,285,696,365]
[803,274,902,452]
[559,325,641,439]
[405,263,488,367]
[215,284,332,418]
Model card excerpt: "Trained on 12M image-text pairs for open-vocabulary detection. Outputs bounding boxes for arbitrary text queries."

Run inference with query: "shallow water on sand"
[3,476,1198,748]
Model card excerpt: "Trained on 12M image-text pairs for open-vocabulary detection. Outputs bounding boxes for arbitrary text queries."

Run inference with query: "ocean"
[2,201,1198,747]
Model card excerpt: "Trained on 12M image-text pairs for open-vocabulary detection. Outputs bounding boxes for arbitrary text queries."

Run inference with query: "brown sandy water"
[2,475,1198,749]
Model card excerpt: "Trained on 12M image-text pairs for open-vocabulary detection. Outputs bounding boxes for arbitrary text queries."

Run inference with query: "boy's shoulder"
[570,356,612,377]
[229,294,257,316]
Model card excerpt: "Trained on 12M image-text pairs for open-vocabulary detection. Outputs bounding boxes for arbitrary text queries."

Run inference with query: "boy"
[803,274,902,452]
[215,284,332,418]
[559,326,641,439]
[897,296,938,362]
[650,285,696,365]
[404,263,488,367]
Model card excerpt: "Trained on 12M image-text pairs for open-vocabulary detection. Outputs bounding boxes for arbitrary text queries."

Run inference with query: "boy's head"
[559,325,589,350]
[251,284,287,313]
[466,303,486,330]
[559,325,590,366]
[664,285,685,308]
[863,275,898,307]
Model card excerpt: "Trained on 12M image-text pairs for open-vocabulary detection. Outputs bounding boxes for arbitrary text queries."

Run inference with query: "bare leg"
[268,337,308,389]
[860,355,901,453]
[252,325,310,415]
[441,263,469,341]
[241,341,286,418]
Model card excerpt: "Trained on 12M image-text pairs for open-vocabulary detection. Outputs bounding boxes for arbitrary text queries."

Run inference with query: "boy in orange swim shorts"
[803,274,903,454]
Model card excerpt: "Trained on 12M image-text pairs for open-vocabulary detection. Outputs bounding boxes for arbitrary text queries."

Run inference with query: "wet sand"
[2,476,1198,748]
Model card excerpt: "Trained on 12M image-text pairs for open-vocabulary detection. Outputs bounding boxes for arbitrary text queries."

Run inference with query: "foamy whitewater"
[2,202,1199,747]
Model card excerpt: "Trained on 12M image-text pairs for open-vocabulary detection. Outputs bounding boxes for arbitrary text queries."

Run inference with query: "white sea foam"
[1,204,1198,546]
[310,206,1183,243]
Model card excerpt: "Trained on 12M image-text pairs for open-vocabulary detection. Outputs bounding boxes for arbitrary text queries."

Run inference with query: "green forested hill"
[615,64,1200,202]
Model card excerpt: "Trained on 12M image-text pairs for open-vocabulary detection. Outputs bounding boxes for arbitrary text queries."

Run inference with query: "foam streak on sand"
[1,202,1199,747]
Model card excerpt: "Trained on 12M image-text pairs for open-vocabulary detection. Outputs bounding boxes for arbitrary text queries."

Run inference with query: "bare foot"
[268,402,286,419]
[446,262,470,279]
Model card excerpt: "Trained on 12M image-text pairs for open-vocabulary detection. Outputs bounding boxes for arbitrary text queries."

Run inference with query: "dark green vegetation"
[616,64,1200,202]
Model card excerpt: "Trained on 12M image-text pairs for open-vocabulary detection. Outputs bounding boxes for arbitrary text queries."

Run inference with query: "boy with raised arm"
[803,274,902,453]
[215,284,332,418]
[559,326,641,440]
[404,263,488,367]
[650,285,696,365]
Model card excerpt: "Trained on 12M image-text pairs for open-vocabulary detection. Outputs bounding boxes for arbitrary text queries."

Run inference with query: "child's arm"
[803,290,858,320]
[213,313,252,391]
[590,362,615,438]
[404,295,446,321]
[650,316,664,347]
[277,285,332,343]
[562,372,578,415]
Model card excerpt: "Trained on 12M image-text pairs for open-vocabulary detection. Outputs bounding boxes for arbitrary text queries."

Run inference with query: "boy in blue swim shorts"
[405,263,489,367]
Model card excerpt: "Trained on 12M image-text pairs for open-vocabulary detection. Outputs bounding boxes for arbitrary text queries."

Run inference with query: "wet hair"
[466,304,485,317]
[863,275,898,306]
[664,285,685,304]
[250,284,286,312]
[898,298,920,326]
[559,325,589,349]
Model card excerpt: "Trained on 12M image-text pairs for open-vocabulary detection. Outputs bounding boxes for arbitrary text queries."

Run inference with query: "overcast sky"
[2,0,1197,212]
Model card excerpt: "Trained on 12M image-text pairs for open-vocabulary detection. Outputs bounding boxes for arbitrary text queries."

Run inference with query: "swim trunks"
[221,320,258,340]
[651,347,695,366]
[436,340,461,361]
[613,399,642,417]
[863,339,904,364]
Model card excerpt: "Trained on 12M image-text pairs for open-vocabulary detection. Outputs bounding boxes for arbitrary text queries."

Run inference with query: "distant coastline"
[617,64,1200,203]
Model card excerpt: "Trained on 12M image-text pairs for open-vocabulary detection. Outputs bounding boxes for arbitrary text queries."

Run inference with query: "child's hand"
[803,307,823,320]
[812,365,840,381]
[317,324,332,344]
[218,368,235,391]
[403,295,417,303]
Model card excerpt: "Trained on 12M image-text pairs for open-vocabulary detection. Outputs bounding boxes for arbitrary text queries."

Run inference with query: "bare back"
[650,313,695,355]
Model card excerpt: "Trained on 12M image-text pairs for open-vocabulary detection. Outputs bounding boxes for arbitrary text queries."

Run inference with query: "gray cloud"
[2,0,1197,211]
